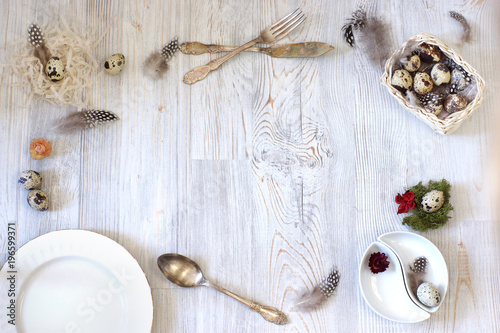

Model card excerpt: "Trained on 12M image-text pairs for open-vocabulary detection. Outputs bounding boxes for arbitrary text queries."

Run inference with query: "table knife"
[180,42,333,58]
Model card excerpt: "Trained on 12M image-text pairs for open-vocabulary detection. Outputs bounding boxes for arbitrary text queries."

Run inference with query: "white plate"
[0,230,153,333]
[378,231,448,313]
[359,241,430,323]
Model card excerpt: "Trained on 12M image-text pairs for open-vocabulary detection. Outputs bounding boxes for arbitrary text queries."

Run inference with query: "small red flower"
[368,252,390,274]
[395,190,416,214]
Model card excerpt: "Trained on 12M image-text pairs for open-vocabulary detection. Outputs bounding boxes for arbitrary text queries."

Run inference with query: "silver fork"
[183,8,305,84]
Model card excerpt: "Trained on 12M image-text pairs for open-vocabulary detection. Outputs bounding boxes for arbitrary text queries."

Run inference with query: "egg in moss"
[421,190,444,213]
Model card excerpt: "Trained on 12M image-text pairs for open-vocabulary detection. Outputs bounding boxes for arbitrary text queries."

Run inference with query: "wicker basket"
[381,32,486,135]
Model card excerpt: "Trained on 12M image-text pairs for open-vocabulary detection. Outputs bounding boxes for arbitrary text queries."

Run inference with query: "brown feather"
[450,11,471,44]
[341,8,366,47]
[294,269,339,312]
[143,53,170,79]
[294,286,327,312]
[407,258,427,295]
[354,13,392,69]
[144,38,179,79]
[405,91,422,108]
[51,110,119,133]
[434,83,452,96]
[51,112,87,133]
[460,83,478,102]
[438,110,452,120]
[28,24,52,66]
[34,45,52,67]
[418,62,435,74]
[407,271,425,295]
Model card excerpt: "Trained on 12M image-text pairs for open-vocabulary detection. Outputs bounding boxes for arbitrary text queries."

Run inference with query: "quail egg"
[104,53,125,75]
[424,102,443,116]
[430,63,450,86]
[419,43,442,63]
[413,72,434,95]
[18,170,42,190]
[417,282,441,307]
[27,189,49,211]
[444,94,468,113]
[391,69,413,92]
[421,190,445,213]
[45,56,65,81]
[403,54,421,72]
[450,69,467,92]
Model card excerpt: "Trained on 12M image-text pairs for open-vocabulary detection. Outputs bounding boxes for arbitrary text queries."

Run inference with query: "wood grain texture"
[1,0,500,332]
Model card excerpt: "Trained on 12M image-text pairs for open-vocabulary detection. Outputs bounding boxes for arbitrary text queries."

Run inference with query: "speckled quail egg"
[419,43,442,63]
[18,170,42,190]
[104,53,125,75]
[417,282,441,307]
[45,56,65,81]
[391,69,413,92]
[450,69,467,92]
[403,54,421,72]
[413,72,434,95]
[27,189,48,211]
[430,63,450,86]
[424,102,443,116]
[421,190,444,213]
[444,94,468,113]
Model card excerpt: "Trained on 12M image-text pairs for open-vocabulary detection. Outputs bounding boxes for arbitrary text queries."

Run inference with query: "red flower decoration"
[395,190,416,214]
[368,252,390,274]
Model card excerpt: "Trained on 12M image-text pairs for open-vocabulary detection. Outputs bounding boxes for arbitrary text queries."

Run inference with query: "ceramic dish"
[359,231,448,323]
[378,231,448,313]
[0,230,153,333]
[359,241,430,323]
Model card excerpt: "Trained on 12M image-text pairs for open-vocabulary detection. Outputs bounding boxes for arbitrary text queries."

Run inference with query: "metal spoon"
[157,253,288,325]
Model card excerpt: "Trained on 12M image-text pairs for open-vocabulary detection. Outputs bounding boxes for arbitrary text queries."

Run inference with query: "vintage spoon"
[157,253,288,325]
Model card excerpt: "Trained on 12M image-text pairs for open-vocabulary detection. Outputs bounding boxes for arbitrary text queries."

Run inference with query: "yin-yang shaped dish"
[359,232,448,322]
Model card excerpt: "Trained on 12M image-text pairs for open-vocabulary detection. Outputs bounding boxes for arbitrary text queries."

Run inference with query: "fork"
[183,8,305,84]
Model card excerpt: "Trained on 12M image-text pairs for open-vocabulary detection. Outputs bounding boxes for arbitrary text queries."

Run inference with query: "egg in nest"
[45,56,66,81]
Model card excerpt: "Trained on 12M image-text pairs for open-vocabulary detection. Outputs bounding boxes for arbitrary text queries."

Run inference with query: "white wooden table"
[1,0,499,332]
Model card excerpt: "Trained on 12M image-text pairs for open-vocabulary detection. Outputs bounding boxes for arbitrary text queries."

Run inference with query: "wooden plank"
[0,0,499,332]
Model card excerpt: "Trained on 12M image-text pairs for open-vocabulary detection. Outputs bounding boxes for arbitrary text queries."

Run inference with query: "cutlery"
[180,42,333,58]
[157,253,288,325]
[183,8,305,84]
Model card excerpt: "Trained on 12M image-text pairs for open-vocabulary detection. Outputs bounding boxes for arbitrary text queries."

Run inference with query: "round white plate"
[359,241,430,323]
[378,231,448,313]
[0,230,153,333]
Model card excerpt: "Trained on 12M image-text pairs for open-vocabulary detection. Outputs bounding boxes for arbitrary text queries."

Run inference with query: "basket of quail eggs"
[381,33,485,135]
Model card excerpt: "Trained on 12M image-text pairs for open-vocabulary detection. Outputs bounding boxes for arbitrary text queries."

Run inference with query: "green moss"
[402,179,453,232]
